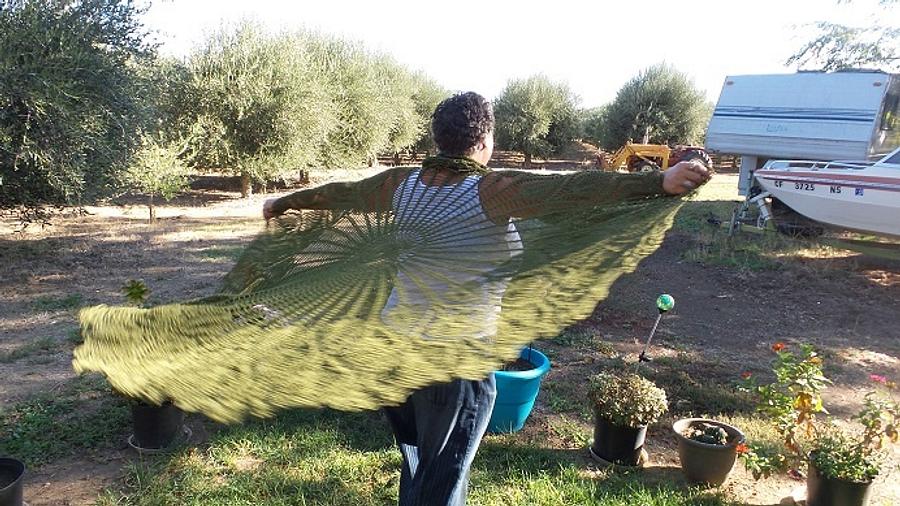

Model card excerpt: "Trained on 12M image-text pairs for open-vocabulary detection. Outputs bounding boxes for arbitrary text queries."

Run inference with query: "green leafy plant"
[597,63,710,150]
[738,343,899,482]
[588,372,668,428]
[494,74,580,168]
[685,423,729,446]
[810,428,881,483]
[123,138,190,222]
[122,279,150,307]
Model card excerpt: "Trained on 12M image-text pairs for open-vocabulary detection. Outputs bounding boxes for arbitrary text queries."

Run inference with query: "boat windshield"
[884,149,900,166]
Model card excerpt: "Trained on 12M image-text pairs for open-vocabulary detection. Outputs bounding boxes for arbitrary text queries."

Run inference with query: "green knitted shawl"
[421,154,491,175]
[74,166,685,422]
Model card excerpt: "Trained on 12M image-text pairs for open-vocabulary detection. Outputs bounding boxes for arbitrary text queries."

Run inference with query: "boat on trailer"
[739,147,900,238]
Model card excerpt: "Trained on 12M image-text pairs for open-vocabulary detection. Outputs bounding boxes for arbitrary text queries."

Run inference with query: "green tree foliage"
[598,63,707,150]
[494,75,579,167]
[409,73,449,155]
[182,27,433,187]
[122,137,190,222]
[0,0,152,209]
[138,57,197,144]
[788,0,898,71]
[579,106,609,146]
[311,42,403,168]
[186,24,334,196]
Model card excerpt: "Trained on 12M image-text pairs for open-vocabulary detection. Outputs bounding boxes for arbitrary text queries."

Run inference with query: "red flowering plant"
[738,343,899,482]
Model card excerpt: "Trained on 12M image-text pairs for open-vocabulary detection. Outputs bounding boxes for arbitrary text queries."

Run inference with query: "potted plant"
[488,346,551,433]
[738,343,899,506]
[129,399,187,451]
[587,371,668,466]
[672,418,745,486]
[119,280,188,452]
[0,457,25,506]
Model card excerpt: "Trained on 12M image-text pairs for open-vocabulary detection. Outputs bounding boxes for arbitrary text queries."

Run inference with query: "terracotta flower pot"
[0,457,25,506]
[672,418,745,486]
[806,453,873,506]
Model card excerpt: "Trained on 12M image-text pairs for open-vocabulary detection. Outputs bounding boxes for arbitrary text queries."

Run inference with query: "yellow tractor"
[599,142,711,172]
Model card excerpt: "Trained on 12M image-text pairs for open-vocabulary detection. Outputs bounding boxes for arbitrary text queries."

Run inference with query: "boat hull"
[755,169,900,237]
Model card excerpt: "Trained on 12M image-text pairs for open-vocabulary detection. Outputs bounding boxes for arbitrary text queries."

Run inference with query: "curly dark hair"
[431,92,494,156]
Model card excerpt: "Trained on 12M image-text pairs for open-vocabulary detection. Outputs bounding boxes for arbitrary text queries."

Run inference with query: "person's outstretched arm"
[480,161,711,222]
[263,167,411,219]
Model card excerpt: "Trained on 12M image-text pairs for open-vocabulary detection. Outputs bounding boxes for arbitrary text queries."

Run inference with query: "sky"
[142,0,899,108]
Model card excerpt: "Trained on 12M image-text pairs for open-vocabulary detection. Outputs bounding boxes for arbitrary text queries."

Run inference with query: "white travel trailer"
[706,71,899,195]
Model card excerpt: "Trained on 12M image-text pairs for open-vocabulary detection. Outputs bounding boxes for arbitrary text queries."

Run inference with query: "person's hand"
[662,160,712,195]
[263,198,279,220]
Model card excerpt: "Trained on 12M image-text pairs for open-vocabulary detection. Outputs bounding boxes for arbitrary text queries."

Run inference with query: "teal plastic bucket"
[487,348,551,433]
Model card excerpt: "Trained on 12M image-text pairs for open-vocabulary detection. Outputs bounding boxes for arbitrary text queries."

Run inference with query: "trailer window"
[882,93,899,131]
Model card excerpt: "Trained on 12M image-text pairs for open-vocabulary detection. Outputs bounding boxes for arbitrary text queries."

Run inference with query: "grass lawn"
[93,409,733,506]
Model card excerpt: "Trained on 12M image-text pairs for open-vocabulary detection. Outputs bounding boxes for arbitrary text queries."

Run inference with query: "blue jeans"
[383,374,497,506]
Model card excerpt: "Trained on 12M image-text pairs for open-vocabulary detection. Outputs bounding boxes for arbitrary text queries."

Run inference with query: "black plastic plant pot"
[131,400,185,450]
[806,453,873,506]
[0,457,25,506]
[672,418,745,487]
[590,415,647,466]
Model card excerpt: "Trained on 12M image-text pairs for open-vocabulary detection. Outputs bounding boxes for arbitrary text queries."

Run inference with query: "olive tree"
[0,0,153,211]
[186,24,333,196]
[494,75,579,167]
[306,39,414,169]
[579,106,609,146]
[409,73,449,156]
[599,63,707,150]
[788,0,898,71]
[122,137,190,223]
[376,58,427,160]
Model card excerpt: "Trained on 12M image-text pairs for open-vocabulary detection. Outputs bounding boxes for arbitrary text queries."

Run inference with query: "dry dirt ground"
[1,172,898,505]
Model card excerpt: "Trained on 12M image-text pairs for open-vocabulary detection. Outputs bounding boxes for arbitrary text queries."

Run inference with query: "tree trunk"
[393,152,401,166]
[524,152,532,169]
[240,172,252,198]
[148,194,155,224]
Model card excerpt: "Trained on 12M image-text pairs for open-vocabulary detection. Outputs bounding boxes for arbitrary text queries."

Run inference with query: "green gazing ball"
[656,294,675,312]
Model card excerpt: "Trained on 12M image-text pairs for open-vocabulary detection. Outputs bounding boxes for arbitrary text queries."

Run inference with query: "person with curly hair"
[263,91,709,505]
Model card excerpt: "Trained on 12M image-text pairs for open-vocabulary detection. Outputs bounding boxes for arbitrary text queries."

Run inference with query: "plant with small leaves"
[737,342,830,477]
[122,280,150,307]
[123,137,190,223]
[810,426,881,483]
[685,422,729,446]
[738,343,899,482]
[588,371,668,428]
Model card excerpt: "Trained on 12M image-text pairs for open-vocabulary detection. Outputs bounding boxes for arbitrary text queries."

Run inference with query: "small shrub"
[686,422,729,446]
[122,279,150,306]
[588,372,668,428]
[810,429,881,483]
[738,343,899,481]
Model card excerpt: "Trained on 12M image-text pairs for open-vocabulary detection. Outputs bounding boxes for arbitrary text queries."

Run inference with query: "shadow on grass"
[229,408,395,454]
[473,441,733,506]
[107,409,740,506]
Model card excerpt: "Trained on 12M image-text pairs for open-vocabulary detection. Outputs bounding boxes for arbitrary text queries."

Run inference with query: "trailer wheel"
[771,199,824,238]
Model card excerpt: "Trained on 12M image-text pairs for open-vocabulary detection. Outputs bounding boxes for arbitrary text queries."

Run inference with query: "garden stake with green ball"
[635,294,675,373]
